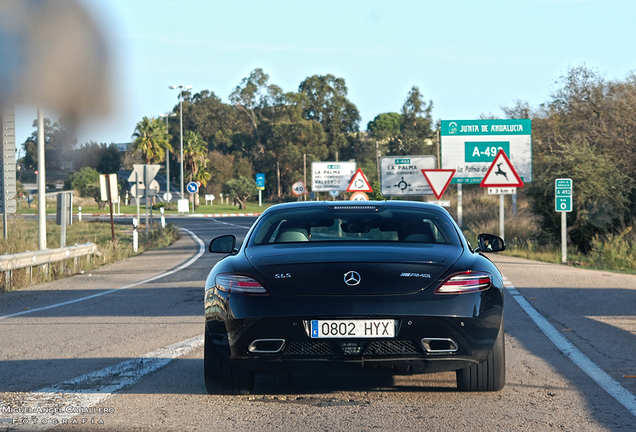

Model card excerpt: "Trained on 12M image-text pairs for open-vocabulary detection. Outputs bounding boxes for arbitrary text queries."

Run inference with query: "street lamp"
[158,112,177,201]
[169,84,193,199]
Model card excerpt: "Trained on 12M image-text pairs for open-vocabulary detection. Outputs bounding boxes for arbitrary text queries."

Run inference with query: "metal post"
[258,189,262,207]
[106,176,115,242]
[37,106,46,250]
[179,93,184,200]
[277,160,281,197]
[436,128,441,169]
[303,153,307,201]
[166,147,170,200]
[60,193,67,248]
[457,184,463,228]
[499,194,505,240]
[136,170,140,229]
[132,218,138,253]
[512,193,517,216]
[561,211,567,264]
[144,165,149,238]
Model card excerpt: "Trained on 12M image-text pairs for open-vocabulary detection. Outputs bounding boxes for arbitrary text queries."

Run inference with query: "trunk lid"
[245,243,463,295]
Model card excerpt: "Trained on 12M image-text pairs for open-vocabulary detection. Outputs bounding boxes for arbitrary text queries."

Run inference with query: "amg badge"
[400,272,431,278]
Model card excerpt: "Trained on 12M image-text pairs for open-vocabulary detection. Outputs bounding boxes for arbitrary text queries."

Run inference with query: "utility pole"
[37,107,46,250]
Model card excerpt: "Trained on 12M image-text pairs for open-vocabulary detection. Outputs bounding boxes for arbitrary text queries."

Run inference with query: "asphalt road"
[1,216,635,431]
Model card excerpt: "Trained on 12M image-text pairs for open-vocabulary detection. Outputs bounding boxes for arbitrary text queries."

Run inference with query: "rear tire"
[204,330,254,395]
[456,323,505,391]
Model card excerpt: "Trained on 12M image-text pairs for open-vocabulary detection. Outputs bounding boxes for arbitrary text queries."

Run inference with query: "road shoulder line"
[504,278,636,416]
[0,228,205,321]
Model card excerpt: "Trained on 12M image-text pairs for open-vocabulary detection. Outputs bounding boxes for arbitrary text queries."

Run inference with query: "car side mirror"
[475,233,505,253]
[209,235,237,253]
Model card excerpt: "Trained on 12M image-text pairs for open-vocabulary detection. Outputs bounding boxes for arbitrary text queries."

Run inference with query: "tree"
[131,116,172,164]
[96,144,121,174]
[298,74,360,160]
[22,117,77,170]
[527,139,633,252]
[183,131,210,185]
[368,113,401,141]
[66,167,106,209]
[229,68,283,160]
[367,112,402,162]
[223,176,258,210]
[388,86,434,155]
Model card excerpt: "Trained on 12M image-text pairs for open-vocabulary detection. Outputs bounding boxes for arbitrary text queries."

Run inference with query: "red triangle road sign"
[480,149,524,188]
[421,169,455,200]
[346,169,373,192]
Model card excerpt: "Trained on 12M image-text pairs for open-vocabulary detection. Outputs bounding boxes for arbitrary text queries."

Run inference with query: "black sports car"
[204,201,506,394]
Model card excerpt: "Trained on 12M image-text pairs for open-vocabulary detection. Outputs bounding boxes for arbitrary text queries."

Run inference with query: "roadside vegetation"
[0,219,180,292]
[16,64,636,274]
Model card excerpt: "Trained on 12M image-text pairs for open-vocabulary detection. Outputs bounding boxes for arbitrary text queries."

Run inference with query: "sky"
[14,0,636,150]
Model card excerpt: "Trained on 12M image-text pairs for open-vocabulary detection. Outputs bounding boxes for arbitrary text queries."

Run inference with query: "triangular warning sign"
[346,169,373,192]
[480,149,524,188]
[421,169,456,200]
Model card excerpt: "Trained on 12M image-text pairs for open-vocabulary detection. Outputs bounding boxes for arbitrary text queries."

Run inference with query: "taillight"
[435,271,492,294]
[215,274,268,295]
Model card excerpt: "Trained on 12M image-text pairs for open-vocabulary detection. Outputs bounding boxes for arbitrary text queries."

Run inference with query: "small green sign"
[394,159,411,164]
[327,164,340,169]
[556,197,572,212]
[555,178,573,212]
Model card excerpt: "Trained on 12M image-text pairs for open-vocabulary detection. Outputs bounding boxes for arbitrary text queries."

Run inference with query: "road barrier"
[0,243,100,290]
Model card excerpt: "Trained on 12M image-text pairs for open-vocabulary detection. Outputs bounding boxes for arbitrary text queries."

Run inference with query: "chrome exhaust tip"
[248,339,286,354]
[421,338,459,354]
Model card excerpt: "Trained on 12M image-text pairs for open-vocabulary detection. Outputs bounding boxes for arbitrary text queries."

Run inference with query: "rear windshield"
[249,207,460,246]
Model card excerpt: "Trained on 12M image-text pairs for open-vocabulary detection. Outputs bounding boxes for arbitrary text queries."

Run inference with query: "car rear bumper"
[206,311,503,374]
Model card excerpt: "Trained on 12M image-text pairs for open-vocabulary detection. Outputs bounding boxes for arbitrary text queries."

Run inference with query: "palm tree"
[183,131,210,185]
[131,117,172,164]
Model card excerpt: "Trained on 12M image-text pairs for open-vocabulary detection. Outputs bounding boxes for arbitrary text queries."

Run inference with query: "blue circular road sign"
[186,182,199,193]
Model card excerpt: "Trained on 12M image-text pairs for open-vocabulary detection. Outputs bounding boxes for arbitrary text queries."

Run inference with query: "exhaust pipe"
[421,338,459,354]
[248,339,286,354]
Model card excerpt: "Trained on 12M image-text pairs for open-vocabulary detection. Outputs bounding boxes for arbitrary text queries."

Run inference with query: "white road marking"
[1,335,204,430]
[504,277,636,417]
[210,218,252,229]
[0,228,205,321]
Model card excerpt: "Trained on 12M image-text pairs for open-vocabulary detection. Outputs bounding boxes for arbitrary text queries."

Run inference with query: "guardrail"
[0,243,100,290]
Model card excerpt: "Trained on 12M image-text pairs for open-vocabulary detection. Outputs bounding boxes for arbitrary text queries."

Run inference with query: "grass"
[0,218,181,292]
[15,196,271,215]
[455,185,636,274]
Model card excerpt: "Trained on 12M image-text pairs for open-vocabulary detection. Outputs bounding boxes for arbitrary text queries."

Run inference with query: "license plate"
[310,319,395,338]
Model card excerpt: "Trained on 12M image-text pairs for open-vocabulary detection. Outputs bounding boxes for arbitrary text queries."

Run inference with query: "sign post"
[256,173,265,207]
[555,178,573,264]
[1,108,17,239]
[480,149,525,240]
[186,181,199,214]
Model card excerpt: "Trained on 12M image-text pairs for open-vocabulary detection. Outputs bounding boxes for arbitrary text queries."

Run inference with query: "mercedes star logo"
[344,271,361,286]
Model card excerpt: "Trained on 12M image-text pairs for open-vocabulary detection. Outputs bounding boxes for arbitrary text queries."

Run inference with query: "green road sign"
[441,119,532,184]
[555,178,572,212]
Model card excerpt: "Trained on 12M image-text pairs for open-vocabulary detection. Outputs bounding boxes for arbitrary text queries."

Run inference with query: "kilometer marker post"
[555,179,573,264]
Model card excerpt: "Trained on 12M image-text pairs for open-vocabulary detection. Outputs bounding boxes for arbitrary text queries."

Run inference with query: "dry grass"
[0,218,180,292]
